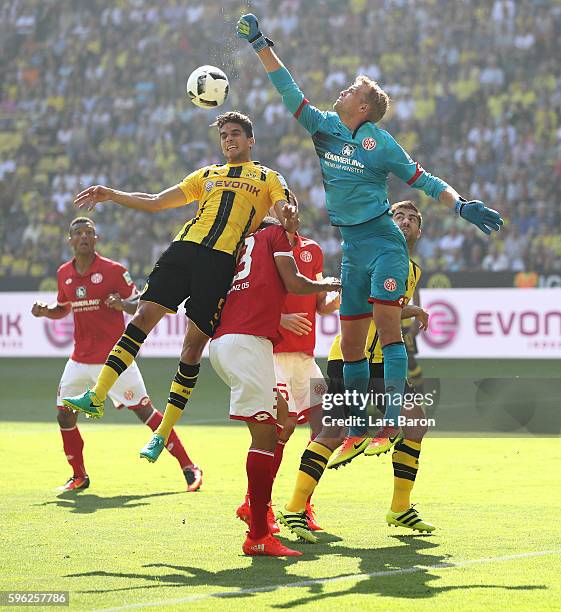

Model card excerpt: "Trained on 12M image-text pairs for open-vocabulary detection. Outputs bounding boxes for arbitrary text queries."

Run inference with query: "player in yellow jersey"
[277,201,434,542]
[62,112,295,455]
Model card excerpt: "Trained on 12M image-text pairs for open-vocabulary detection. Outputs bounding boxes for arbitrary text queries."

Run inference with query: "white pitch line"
[97,548,561,611]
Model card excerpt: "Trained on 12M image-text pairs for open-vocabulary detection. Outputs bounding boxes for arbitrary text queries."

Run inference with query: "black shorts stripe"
[201,190,236,249]
[395,441,421,458]
[302,449,328,465]
[368,331,379,363]
[117,337,140,356]
[106,355,128,375]
[234,206,256,258]
[227,166,243,178]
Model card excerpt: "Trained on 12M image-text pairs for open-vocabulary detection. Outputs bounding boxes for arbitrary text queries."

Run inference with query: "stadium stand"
[1,0,559,287]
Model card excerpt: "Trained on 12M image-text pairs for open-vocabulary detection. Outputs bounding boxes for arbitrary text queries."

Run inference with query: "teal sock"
[343,358,370,437]
[382,342,407,426]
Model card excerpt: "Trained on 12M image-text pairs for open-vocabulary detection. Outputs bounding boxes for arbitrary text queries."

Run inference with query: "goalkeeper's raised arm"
[236,13,326,136]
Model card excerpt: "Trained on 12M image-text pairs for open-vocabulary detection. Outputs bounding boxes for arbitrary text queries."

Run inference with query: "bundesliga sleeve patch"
[123,270,133,285]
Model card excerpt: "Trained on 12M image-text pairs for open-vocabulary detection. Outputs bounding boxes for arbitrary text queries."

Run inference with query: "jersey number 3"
[233,236,255,283]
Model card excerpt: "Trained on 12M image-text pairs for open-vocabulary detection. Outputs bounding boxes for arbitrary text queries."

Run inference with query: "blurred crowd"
[1,0,560,288]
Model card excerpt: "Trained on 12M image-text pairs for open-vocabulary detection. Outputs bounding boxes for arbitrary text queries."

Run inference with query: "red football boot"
[305,502,323,531]
[57,475,90,492]
[242,533,302,557]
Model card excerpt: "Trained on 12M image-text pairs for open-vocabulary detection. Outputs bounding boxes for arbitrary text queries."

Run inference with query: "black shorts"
[326,359,413,416]
[141,240,235,337]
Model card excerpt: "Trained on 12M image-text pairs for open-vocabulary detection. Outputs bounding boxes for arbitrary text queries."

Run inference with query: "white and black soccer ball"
[186,65,229,109]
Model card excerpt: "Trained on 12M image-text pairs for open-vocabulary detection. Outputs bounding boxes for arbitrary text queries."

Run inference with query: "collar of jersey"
[225,160,255,166]
[72,252,100,277]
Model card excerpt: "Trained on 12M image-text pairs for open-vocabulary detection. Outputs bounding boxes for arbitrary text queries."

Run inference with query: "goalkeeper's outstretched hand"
[457,200,503,235]
[236,13,273,52]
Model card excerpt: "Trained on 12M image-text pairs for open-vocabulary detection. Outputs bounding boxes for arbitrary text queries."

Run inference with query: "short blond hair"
[356,75,390,123]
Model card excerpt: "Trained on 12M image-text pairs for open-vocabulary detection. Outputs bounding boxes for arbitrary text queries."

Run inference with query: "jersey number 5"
[233,236,255,283]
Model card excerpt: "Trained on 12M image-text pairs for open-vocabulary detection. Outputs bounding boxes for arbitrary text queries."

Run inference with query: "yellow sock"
[155,405,183,443]
[156,362,200,443]
[286,441,333,513]
[391,439,421,512]
[93,325,145,401]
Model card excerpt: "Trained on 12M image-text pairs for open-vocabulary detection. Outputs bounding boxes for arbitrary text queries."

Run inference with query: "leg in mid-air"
[62,301,167,418]
[140,319,209,463]
[130,400,202,493]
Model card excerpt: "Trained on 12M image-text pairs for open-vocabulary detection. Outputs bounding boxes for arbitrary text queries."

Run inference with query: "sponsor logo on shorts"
[124,390,134,401]
[254,413,270,421]
[384,277,397,292]
[362,137,377,150]
[341,143,356,157]
[140,397,150,406]
[300,250,312,263]
[76,286,87,298]
[91,273,103,284]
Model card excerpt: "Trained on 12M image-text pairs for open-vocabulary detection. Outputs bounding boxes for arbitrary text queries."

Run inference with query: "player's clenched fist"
[31,301,49,317]
[236,13,274,52]
[74,185,114,212]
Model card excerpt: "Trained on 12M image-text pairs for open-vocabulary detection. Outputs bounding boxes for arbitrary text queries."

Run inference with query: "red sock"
[145,409,193,469]
[246,448,274,539]
[271,439,286,480]
[60,426,86,478]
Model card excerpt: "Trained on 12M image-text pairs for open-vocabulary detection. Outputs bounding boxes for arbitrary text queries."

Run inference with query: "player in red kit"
[31,218,201,492]
[238,219,340,533]
[209,217,340,556]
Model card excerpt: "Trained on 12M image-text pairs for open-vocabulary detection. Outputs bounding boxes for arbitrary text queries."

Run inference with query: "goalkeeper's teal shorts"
[339,212,409,318]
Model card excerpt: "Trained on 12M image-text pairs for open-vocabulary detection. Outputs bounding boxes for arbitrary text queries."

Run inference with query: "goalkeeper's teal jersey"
[269,68,449,226]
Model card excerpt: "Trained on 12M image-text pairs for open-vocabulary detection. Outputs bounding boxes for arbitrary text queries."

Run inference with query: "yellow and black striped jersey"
[174,161,288,255]
[328,259,422,363]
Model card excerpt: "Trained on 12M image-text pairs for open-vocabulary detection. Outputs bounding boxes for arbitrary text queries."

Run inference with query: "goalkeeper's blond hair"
[356,75,390,123]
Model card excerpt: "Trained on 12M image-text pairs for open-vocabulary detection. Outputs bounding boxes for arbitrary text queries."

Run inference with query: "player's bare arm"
[74,184,188,213]
[315,273,341,315]
[31,301,70,319]
[275,256,340,295]
[280,312,313,336]
[105,292,139,316]
[401,305,429,331]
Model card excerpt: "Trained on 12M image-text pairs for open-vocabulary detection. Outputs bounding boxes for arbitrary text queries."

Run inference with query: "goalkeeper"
[237,13,503,464]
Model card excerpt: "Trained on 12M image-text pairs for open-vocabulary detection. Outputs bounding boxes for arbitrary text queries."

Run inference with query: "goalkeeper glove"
[236,13,274,52]
[456,198,503,235]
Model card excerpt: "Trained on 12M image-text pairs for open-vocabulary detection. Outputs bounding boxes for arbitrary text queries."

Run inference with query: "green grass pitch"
[1,358,560,610]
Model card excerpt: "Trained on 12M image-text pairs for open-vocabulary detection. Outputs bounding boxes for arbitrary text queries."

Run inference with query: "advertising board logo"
[44,319,74,349]
[423,300,459,348]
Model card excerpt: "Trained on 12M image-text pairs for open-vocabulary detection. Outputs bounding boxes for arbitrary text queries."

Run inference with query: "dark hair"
[211,111,253,138]
[257,216,281,230]
[391,200,422,227]
[69,217,95,234]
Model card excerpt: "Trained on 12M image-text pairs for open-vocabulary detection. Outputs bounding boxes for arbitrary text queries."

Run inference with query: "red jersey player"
[272,230,339,531]
[209,217,340,557]
[31,218,201,492]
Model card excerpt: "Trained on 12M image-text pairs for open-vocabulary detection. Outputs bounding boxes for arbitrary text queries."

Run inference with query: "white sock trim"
[248,448,274,457]
[60,426,78,432]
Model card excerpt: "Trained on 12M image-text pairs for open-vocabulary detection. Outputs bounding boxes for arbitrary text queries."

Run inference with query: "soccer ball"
[186,65,229,109]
